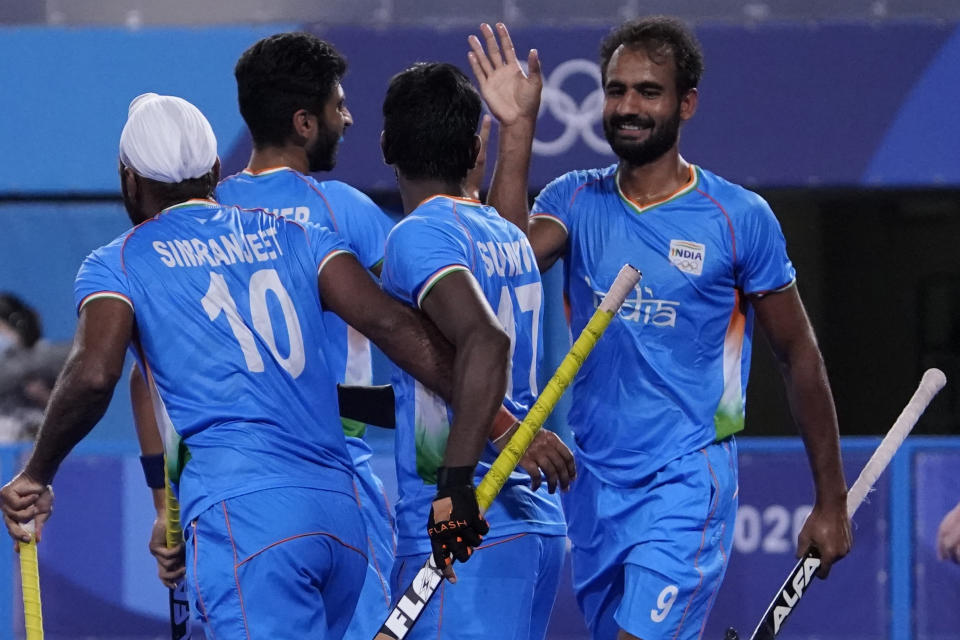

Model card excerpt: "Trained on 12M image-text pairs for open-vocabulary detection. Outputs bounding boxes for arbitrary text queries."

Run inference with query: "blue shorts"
[344,457,396,639]
[564,439,738,640]
[391,533,566,640]
[185,486,367,639]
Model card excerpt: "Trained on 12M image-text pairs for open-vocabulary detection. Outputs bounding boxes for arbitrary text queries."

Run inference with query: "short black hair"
[150,171,218,207]
[234,32,347,148]
[0,294,41,348]
[599,16,704,95]
[382,63,482,183]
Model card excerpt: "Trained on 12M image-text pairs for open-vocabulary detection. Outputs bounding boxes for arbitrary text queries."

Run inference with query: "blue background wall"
[1,22,959,196]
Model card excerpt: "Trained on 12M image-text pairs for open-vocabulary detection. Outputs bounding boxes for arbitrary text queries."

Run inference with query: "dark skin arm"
[1,298,132,546]
[419,271,511,469]
[319,254,497,468]
[130,364,185,589]
[752,284,851,578]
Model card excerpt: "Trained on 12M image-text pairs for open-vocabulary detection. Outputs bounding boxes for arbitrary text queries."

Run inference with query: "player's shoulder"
[87,227,133,262]
[694,165,773,219]
[479,203,528,241]
[314,178,373,202]
[546,164,616,191]
[315,179,389,222]
[214,169,262,195]
[538,164,616,204]
[387,199,459,241]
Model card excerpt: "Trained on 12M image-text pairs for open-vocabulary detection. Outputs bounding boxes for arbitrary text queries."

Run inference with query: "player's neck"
[397,175,468,215]
[616,152,692,206]
[247,146,309,175]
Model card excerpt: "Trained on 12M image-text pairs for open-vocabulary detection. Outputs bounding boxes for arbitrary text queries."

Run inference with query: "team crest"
[668,240,706,276]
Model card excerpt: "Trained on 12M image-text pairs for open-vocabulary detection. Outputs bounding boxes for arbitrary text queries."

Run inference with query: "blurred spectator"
[0,294,69,441]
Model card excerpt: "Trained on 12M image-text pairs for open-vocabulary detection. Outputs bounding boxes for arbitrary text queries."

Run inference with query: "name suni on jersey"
[476,240,537,277]
[152,227,284,268]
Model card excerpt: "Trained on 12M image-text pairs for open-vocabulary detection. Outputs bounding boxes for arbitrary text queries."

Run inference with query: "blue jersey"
[216,168,391,421]
[74,199,355,523]
[381,195,565,556]
[532,165,795,485]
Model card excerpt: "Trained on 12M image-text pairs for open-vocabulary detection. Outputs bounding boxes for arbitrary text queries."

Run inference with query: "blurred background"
[0,0,958,638]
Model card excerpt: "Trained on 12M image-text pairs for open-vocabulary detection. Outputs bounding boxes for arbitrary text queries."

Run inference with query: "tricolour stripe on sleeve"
[317,249,354,277]
[748,278,797,298]
[416,265,470,308]
[78,291,133,313]
[530,213,568,234]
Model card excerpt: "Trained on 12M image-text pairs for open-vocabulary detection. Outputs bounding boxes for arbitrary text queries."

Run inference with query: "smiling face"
[601,44,695,167]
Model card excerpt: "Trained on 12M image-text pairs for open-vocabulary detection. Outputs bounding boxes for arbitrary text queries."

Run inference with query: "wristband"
[436,465,475,489]
[139,453,165,489]
[491,405,517,440]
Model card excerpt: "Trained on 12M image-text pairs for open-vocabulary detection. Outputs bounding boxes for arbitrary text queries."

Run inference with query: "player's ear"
[469,134,482,169]
[679,88,698,122]
[380,130,394,166]
[120,165,138,202]
[292,108,315,141]
[203,158,221,197]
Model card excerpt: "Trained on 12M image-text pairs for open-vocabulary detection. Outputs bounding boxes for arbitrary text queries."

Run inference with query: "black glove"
[427,466,489,572]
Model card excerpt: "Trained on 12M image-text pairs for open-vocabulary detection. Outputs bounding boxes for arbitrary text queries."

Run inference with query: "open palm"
[467,23,542,126]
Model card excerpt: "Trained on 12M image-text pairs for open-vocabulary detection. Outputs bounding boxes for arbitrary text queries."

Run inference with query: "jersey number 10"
[201,268,306,378]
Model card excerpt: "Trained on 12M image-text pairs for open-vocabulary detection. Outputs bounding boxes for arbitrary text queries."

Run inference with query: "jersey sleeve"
[73,239,133,313]
[323,182,392,271]
[530,172,579,234]
[734,193,797,296]
[381,217,470,308]
[301,221,353,276]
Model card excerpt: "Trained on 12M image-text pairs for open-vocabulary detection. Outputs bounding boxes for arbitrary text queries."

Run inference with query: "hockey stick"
[165,466,191,639]
[373,264,642,640]
[725,367,947,640]
[20,520,43,639]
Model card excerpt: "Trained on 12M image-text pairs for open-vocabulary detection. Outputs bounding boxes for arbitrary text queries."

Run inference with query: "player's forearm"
[487,119,536,234]
[130,364,164,456]
[370,304,456,404]
[150,487,166,514]
[783,345,847,504]
[443,326,510,468]
[24,356,120,485]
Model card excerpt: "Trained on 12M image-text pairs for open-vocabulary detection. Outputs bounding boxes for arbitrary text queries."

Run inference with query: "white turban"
[118,93,218,184]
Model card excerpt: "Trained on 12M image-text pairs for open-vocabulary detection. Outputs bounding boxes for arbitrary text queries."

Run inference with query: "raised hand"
[467,23,542,127]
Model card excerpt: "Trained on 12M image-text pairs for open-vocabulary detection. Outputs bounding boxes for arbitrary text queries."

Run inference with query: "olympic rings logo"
[531,58,613,157]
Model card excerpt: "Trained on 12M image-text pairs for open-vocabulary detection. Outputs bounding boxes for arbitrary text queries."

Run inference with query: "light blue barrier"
[0,436,957,639]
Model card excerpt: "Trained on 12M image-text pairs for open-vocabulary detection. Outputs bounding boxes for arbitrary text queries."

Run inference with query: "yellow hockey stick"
[165,466,191,639]
[20,520,43,639]
[374,264,642,640]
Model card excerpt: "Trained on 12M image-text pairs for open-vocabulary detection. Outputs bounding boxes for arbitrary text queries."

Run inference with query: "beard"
[306,125,342,173]
[603,107,681,167]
